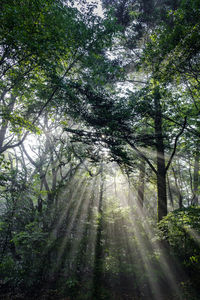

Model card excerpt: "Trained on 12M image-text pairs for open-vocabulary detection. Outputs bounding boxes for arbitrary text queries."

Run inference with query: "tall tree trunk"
[137,158,145,209]
[0,96,16,153]
[93,166,104,299]
[193,152,199,205]
[167,174,174,209]
[172,166,183,209]
[154,87,167,222]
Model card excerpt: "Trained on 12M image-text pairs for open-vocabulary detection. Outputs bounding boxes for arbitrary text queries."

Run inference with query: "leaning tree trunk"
[154,87,167,222]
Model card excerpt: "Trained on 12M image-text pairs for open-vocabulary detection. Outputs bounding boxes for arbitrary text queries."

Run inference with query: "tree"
[1,0,200,298]
[0,0,116,154]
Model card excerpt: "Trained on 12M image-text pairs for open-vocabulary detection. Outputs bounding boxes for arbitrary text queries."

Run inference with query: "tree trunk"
[0,96,16,153]
[154,87,167,222]
[93,166,104,299]
[172,166,183,209]
[137,158,145,209]
[167,174,174,209]
[193,152,199,205]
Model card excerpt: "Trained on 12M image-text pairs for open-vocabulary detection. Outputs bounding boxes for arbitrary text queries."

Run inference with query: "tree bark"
[0,95,16,153]
[172,166,183,209]
[154,87,167,222]
[193,152,199,205]
[167,174,174,209]
[93,165,104,300]
[137,158,145,209]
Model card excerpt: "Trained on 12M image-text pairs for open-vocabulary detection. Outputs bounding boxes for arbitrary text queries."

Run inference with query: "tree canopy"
[0,0,200,299]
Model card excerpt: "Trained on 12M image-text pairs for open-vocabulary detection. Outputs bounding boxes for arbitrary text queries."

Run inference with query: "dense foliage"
[0,0,200,299]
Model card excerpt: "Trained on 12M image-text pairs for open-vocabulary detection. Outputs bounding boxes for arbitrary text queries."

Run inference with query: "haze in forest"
[0,0,200,299]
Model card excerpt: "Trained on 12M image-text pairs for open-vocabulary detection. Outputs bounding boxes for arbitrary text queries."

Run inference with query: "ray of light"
[50,174,87,239]
[105,166,184,299]
[185,227,200,246]
[55,179,91,268]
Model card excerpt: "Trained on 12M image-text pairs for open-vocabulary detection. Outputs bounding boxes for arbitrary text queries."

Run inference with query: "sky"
[74,0,104,17]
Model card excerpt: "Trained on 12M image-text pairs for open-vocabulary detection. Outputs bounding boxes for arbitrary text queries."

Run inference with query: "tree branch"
[165,117,187,172]
[125,138,158,175]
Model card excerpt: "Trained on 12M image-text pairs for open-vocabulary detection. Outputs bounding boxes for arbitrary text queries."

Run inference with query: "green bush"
[158,206,200,298]
[158,206,200,263]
